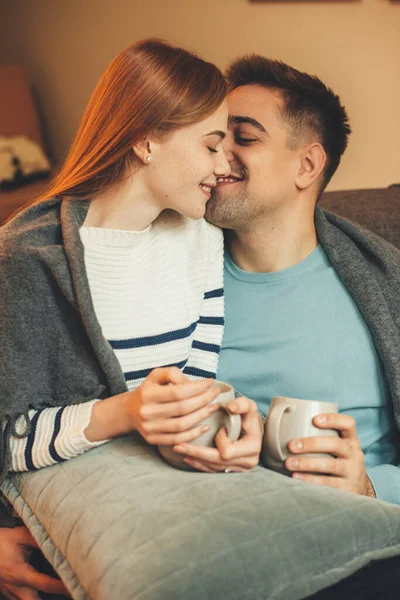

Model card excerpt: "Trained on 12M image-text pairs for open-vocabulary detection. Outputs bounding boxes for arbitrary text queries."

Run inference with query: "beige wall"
[1,0,399,191]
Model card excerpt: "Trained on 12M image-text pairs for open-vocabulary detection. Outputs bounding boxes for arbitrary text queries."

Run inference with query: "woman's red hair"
[36,39,227,203]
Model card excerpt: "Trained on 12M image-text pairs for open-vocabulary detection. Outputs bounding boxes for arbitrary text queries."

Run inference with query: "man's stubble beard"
[205,186,266,231]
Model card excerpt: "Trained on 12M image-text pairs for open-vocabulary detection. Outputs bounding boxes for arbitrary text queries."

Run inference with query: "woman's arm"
[8,401,107,472]
[8,368,222,472]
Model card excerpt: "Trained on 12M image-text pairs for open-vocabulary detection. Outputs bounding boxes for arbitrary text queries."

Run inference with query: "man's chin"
[205,199,231,228]
[205,199,220,226]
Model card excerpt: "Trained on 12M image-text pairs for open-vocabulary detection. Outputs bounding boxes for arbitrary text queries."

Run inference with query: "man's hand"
[172,396,263,473]
[284,413,376,497]
[0,526,71,600]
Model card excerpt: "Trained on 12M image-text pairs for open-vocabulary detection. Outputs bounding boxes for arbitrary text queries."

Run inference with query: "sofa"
[0,65,54,225]
[319,184,400,249]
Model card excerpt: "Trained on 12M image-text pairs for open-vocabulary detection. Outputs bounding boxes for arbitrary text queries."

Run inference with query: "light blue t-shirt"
[217,245,400,503]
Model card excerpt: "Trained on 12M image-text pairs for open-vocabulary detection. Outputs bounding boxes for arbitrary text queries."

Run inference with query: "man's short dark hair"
[226,55,351,192]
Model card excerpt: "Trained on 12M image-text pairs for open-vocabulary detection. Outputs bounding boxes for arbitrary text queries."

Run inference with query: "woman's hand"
[85,367,221,445]
[172,396,263,473]
[124,367,223,445]
[0,526,71,600]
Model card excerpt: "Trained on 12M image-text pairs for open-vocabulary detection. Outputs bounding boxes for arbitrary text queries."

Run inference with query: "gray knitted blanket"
[0,199,399,525]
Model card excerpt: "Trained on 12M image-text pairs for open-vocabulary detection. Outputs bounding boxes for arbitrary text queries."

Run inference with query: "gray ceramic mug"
[158,380,242,471]
[261,396,339,475]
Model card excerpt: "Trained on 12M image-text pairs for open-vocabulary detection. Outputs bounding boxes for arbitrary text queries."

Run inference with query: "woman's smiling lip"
[199,182,216,197]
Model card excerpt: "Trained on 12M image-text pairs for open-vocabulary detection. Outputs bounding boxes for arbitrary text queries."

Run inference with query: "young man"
[179,55,400,504]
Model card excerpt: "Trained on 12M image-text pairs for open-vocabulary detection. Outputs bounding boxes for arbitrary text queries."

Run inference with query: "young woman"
[0,39,264,600]
[0,39,261,482]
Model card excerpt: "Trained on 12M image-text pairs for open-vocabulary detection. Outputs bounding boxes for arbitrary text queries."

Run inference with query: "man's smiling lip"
[216,175,244,185]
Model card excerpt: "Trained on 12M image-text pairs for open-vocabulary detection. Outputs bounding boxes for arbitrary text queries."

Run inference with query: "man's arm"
[0,526,71,599]
[365,464,400,504]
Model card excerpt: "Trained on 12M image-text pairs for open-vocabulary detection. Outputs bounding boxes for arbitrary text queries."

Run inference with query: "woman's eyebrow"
[202,130,226,139]
[228,115,267,133]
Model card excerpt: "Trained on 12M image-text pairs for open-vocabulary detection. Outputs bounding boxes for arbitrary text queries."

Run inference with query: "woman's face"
[146,101,231,219]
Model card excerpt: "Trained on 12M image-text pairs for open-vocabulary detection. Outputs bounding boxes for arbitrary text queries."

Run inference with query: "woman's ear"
[133,140,152,165]
[295,143,326,190]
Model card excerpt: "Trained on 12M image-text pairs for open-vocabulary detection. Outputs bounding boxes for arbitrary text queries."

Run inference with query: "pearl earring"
[146,155,152,163]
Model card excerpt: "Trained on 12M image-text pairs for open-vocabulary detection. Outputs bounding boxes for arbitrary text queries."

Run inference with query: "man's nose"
[221,136,234,163]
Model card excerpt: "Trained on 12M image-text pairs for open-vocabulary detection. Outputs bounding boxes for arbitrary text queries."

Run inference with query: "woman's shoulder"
[0,198,63,260]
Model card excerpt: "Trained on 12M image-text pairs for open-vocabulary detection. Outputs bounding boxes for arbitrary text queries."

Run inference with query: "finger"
[288,436,351,458]
[215,435,261,466]
[12,527,40,550]
[313,413,359,441]
[184,457,249,473]
[147,366,189,385]
[173,438,259,467]
[148,378,215,404]
[226,396,257,417]
[143,386,220,419]
[183,458,218,473]
[215,415,262,462]
[6,585,40,600]
[144,404,219,435]
[285,456,345,477]
[0,582,20,600]
[291,472,345,489]
[18,565,70,596]
[173,442,225,462]
[148,423,213,446]
[187,455,254,472]
[226,397,263,441]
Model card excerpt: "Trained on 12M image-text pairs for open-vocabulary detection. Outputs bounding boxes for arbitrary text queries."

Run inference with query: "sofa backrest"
[320,185,400,249]
[0,65,45,150]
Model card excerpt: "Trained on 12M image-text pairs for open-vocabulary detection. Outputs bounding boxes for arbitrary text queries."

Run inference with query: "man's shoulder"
[317,207,400,262]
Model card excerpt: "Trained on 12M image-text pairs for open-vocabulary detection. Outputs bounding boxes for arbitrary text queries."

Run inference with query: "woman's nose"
[215,149,231,176]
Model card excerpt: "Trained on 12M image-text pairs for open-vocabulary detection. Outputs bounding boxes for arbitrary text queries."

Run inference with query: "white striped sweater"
[8,212,224,471]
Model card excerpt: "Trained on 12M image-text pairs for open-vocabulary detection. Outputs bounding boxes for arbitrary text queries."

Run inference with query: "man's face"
[205,85,300,230]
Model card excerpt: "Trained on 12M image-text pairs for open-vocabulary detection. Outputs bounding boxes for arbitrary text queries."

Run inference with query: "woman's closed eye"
[207,147,219,154]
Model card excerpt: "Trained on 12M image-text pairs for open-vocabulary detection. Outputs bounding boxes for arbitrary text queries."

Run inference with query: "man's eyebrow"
[202,130,226,139]
[229,115,267,133]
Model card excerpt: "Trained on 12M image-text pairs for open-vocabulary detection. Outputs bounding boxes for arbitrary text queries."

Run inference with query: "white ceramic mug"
[158,380,242,471]
[261,396,339,474]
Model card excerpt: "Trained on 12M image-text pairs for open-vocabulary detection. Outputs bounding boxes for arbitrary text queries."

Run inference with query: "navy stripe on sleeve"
[49,407,66,463]
[24,411,41,471]
[198,316,224,326]
[109,321,198,350]
[183,366,216,379]
[191,340,220,354]
[203,288,224,299]
[125,359,188,382]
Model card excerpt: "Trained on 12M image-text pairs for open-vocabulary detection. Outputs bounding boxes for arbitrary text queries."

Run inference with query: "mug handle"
[219,405,242,442]
[266,403,293,462]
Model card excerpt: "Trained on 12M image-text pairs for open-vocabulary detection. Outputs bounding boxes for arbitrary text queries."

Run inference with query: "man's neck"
[225,209,318,273]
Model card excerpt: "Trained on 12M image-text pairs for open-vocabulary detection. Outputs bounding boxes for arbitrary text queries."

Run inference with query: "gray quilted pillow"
[3,434,400,600]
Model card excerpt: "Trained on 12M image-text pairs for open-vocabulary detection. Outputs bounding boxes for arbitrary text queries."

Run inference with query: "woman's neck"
[83,175,161,231]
